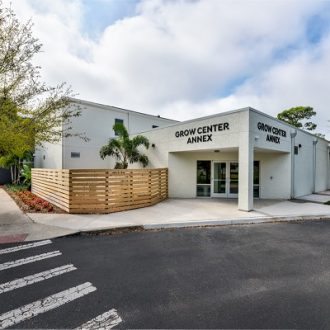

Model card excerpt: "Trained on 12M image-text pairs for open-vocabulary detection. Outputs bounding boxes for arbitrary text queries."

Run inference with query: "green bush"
[5,184,30,192]
[21,164,32,186]
[325,200,330,205]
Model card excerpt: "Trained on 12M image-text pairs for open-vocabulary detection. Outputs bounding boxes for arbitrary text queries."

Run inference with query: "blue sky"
[6,0,330,137]
[81,0,140,38]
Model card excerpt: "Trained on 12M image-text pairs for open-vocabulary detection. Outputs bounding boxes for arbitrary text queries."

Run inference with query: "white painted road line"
[0,282,97,329]
[76,308,123,329]
[0,240,52,255]
[0,264,77,294]
[0,251,62,271]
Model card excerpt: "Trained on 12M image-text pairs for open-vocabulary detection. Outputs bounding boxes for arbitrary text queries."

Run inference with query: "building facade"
[35,101,330,212]
[131,107,330,211]
[34,98,178,169]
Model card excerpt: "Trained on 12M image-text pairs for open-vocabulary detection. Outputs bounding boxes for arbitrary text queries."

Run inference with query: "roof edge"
[67,97,178,123]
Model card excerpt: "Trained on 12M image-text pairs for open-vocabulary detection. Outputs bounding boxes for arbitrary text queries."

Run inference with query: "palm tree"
[100,123,150,169]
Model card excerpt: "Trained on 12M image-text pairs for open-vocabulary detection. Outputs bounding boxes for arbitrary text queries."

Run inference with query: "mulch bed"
[2,186,65,214]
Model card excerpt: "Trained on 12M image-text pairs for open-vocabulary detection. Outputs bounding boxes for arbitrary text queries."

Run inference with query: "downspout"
[290,130,297,199]
[312,138,318,193]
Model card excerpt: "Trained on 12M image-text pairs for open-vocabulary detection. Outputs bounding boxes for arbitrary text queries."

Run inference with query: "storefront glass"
[196,161,211,197]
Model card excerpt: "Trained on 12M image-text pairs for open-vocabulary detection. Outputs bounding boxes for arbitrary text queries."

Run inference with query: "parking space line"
[0,240,52,255]
[76,308,123,329]
[0,251,62,271]
[0,264,77,294]
[0,282,97,329]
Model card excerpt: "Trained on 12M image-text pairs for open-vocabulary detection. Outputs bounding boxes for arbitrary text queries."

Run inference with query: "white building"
[35,101,330,212]
[34,98,178,169]
[131,107,330,211]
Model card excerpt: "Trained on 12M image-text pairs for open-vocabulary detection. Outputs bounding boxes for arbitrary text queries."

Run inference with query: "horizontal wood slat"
[32,168,168,214]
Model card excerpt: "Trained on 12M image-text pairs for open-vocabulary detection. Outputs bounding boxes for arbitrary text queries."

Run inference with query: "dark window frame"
[114,118,124,136]
[71,152,80,158]
[196,160,211,197]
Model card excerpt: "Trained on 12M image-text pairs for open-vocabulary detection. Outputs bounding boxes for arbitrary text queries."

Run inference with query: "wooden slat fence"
[32,168,168,214]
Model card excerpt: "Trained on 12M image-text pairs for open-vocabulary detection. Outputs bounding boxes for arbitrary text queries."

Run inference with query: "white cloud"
[3,0,330,137]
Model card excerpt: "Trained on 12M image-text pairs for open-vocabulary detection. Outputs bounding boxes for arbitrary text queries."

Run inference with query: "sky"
[4,0,330,138]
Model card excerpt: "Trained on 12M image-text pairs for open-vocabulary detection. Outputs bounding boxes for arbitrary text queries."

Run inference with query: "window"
[114,118,124,136]
[71,152,80,158]
[196,161,211,197]
[294,146,299,155]
[253,161,260,198]
[229,162,239,194]
[152,125,159,129]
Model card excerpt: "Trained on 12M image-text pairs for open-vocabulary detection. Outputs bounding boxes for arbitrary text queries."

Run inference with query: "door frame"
[212,161,239,198]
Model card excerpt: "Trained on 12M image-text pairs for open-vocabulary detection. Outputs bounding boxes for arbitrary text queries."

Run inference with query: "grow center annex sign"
[175,122,230,144]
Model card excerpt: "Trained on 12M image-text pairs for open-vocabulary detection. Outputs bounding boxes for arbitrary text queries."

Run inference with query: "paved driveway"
[2,220,330,328]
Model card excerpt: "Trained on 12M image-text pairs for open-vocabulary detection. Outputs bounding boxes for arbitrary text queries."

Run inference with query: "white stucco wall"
[249,110,292,199]
[58,100,176,169]
[34,142,62,169]
[315,139,329,193]
[168,151,239,198]
[293,131,314,197]
[135,109,247,168]
[168,151,292,199]
[136,107,329,202]
[36,102,330,203]
[255,152,291,199]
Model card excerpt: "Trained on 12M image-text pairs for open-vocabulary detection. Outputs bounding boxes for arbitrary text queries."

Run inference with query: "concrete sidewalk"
[2,186,330,242]
[28,197,330,232]
[0,188,77,243]
[296,193,330,204]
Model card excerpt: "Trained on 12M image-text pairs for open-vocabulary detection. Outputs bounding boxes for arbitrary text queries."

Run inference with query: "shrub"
[5,184,30,192]
[12,189,55,212]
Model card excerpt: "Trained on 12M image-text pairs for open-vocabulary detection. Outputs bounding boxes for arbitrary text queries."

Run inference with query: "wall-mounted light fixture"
[299,144,302,148]
[151,143,156,148]
[254,135,259,141]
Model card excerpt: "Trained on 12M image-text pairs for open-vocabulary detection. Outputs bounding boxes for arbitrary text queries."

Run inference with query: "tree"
[0,2,87,182]
[100,123,150,169]
[0,98,34,183]
[277,106,317,131]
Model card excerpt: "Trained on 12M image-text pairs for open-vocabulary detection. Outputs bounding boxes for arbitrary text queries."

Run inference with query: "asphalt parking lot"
[1,220,330,328]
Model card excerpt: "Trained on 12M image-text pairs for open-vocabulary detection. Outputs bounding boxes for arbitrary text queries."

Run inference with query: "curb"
[142,214,330,230]
[28,214,330,239]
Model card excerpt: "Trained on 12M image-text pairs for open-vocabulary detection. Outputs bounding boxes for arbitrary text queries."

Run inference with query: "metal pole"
[312,139,318,193]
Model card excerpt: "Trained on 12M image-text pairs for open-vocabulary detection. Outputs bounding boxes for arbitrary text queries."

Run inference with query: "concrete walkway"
[2,186,330,242]
[0,188,77,243]
[28,197,330,232]
[296,193,330,204]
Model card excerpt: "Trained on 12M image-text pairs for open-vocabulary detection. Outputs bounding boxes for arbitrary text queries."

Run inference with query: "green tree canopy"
[100,123,150,169]
[0,2,87,182]
[0,2,87,147]
[277,106,317,131]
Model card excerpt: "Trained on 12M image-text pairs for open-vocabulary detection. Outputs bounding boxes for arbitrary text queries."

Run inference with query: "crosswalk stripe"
[0,240,52,255]
[0,264,77,294]
[76,308,123,329]
[0,251,62,271]
[0,282,97,329]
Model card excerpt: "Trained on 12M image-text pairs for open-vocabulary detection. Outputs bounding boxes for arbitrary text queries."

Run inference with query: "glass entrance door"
[213,162,227,197]
[228,162,239,198]
[212,161,239,198]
